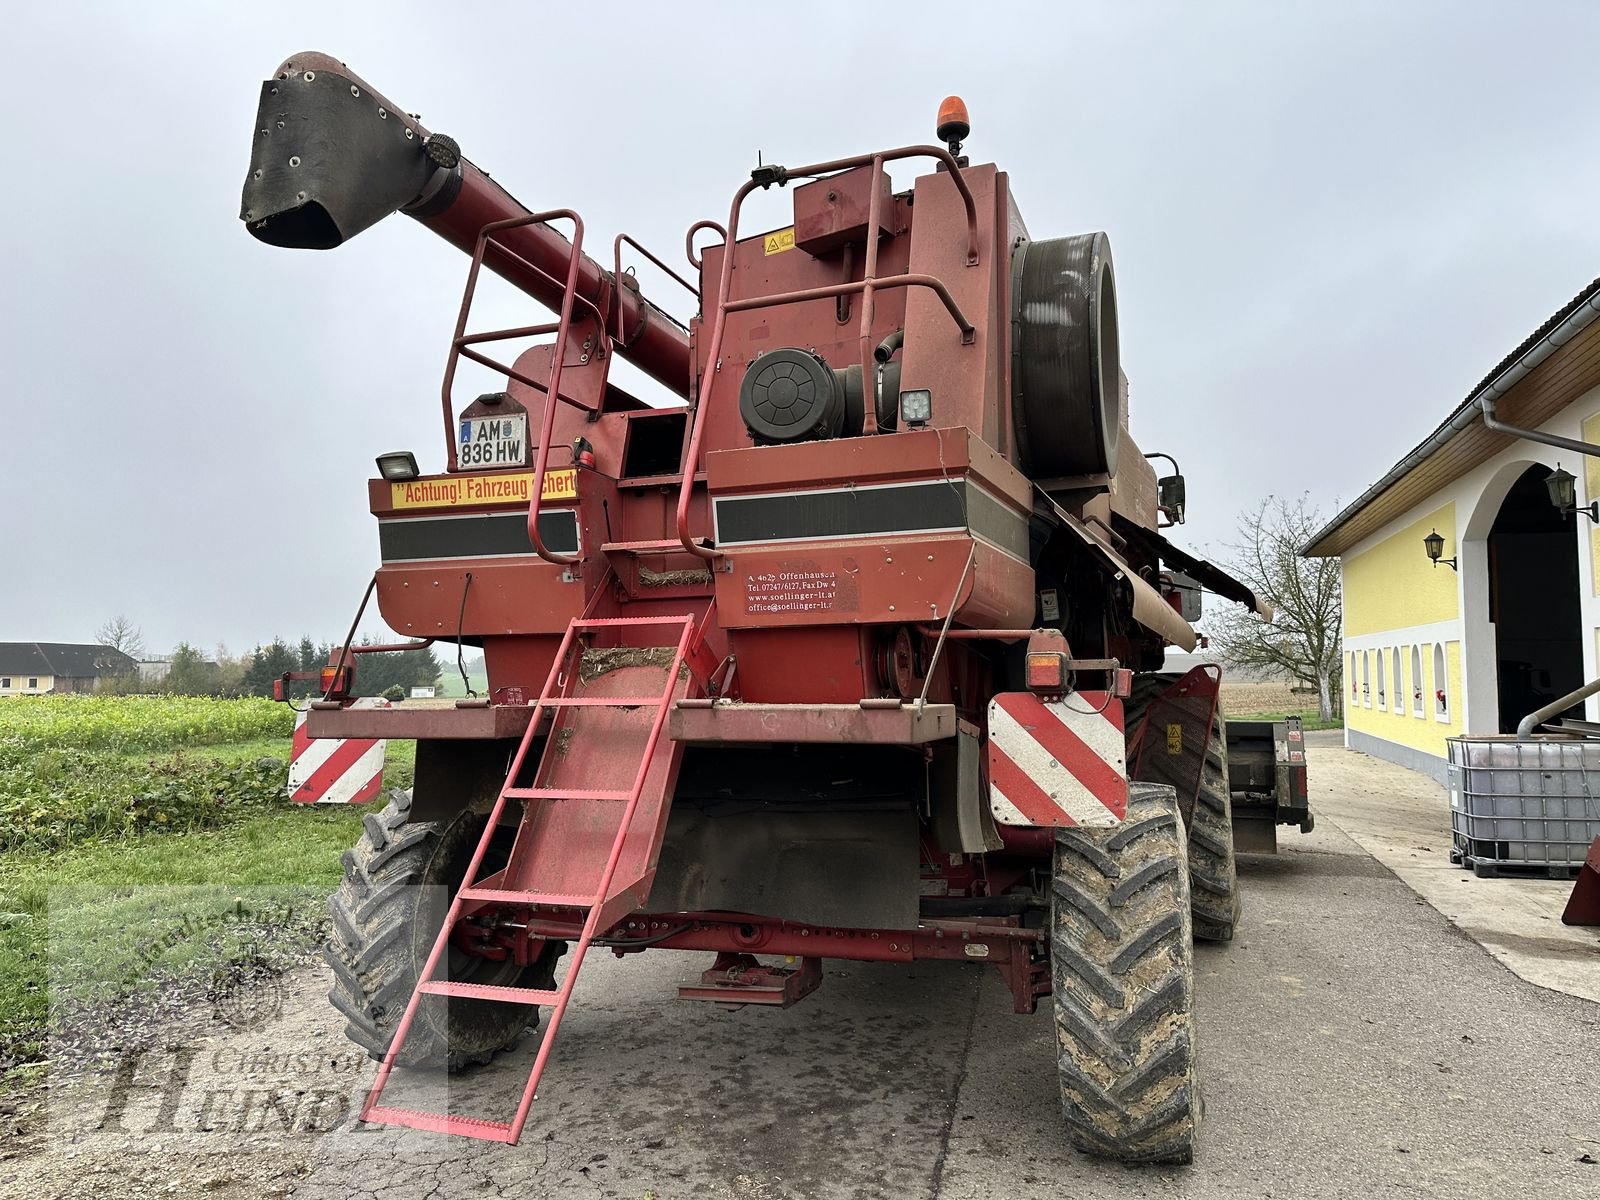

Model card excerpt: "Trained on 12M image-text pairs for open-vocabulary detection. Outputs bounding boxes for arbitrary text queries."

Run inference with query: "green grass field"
[0,696,414,1081]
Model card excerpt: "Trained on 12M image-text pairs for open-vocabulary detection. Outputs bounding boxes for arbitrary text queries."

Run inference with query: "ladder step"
[540,695,666,707]
[600,539,694,555]
[416,980,562,1005]
[362,1104,515,1142]
[505,786,634,801]
[572,616,695,629]
[458,886,594,907]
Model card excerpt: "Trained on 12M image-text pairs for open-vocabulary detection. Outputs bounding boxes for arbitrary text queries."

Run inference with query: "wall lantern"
[1544,464,1599,522]
[1423,529,1457,572]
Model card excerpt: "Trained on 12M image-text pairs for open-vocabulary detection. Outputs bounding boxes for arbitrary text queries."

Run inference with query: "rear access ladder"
[361,613,697,1143]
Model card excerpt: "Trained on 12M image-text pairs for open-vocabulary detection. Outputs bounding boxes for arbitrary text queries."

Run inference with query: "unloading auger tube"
[239,52,692,399]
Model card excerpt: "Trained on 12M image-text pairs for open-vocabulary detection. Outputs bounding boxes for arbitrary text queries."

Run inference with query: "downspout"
[1516,677,1600,739]
[1302,283,1600,554]
[1479,392,1600,459]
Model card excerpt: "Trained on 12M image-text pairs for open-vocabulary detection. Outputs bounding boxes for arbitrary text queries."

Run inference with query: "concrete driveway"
[1301,729,1600,1002]
[9,744,1600,1200]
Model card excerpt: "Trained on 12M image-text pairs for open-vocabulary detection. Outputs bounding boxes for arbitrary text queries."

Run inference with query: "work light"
[899,389,932,427]
[376,451,420,481]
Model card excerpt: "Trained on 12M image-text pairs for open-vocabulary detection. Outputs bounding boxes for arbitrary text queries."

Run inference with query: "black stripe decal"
[714,481,1028,559]
[963,483,1031,560]
[378,511,579,562]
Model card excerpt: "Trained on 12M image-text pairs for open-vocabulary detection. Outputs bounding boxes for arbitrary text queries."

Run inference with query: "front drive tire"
[1051,781,1200,1164]
[325,789,564,1071]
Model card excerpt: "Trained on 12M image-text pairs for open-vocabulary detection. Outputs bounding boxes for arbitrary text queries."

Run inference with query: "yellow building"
[1305,279,1600,780]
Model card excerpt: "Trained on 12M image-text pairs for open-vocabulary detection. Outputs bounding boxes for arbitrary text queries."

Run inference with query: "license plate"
[458,413,527,468]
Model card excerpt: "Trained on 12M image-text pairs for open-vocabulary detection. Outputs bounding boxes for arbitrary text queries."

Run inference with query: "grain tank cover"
[1010,233,1121,479]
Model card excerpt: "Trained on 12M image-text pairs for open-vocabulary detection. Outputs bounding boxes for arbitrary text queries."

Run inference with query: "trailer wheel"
[325,789,565,1070]
[1052,781,1199,1164]
[1189,711,1241,942]
[1123,672,1242,942]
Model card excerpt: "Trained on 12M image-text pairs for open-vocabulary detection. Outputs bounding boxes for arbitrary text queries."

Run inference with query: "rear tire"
[1052,781,1200,1164]
[1189,712,1241,942]
[325,789,565,1070]
[1123,672,1242,942]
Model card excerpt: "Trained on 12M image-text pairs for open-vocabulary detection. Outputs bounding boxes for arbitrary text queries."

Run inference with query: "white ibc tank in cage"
[1447,735,1600,871]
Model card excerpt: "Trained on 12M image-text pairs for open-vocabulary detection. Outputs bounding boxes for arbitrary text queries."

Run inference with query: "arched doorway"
[1487,464,1583,732]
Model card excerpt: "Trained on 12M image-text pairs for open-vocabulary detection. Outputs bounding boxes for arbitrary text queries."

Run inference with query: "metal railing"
[673,145,982,560]
[440,211,604,566]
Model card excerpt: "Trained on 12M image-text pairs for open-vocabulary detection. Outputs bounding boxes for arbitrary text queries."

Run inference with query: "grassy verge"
[0,736,421,1083]
[0,804,366,1081]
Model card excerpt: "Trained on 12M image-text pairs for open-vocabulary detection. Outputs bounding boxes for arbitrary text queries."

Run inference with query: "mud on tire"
[1123,672,1242,942]
[1051,781,1200,1164]
[325,789,564,1070]
[1188,711,1241,941]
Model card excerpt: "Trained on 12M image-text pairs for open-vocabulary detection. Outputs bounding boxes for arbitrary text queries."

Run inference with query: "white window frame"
[1434,643,1450,722]
[1411,645,1424,717]
[1362,651,1372,707]
[27,677,39,690]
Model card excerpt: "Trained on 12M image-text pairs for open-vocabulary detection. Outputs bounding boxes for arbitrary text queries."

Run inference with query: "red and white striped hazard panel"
[288,698,388,805]
[986,692,1127,827]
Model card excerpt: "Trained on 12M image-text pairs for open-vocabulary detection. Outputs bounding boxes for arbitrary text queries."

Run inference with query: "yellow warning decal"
[764,227,796,255]
[389,469,578,510]
[1166,723,1183,755]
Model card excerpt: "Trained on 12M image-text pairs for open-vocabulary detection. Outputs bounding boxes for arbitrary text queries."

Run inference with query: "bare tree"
[94,613,145,661]
[1204,495,1342,721]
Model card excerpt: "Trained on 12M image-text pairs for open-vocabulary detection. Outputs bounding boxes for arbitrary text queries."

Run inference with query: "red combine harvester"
[240,53,1294,1163]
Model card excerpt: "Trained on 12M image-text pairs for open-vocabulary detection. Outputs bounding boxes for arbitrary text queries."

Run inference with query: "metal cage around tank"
[1447,735,1600,871]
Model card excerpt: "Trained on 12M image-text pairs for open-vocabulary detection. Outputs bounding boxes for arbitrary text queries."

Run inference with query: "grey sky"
[4,2,1598,655]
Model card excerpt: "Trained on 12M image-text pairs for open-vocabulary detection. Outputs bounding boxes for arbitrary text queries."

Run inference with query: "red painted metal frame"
[678,953,822,1008]
[675,145,981,561]
[533,911,1052,1015]
[306,702,538,741]
[669,699,956,743]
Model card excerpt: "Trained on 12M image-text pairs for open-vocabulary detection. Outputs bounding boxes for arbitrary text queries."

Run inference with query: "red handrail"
[674,145,980,560]
[612,233,699,348]
[440,212,607,472]
[435,209,592,565]
[523,212,586,566]
[685,219,727,271]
